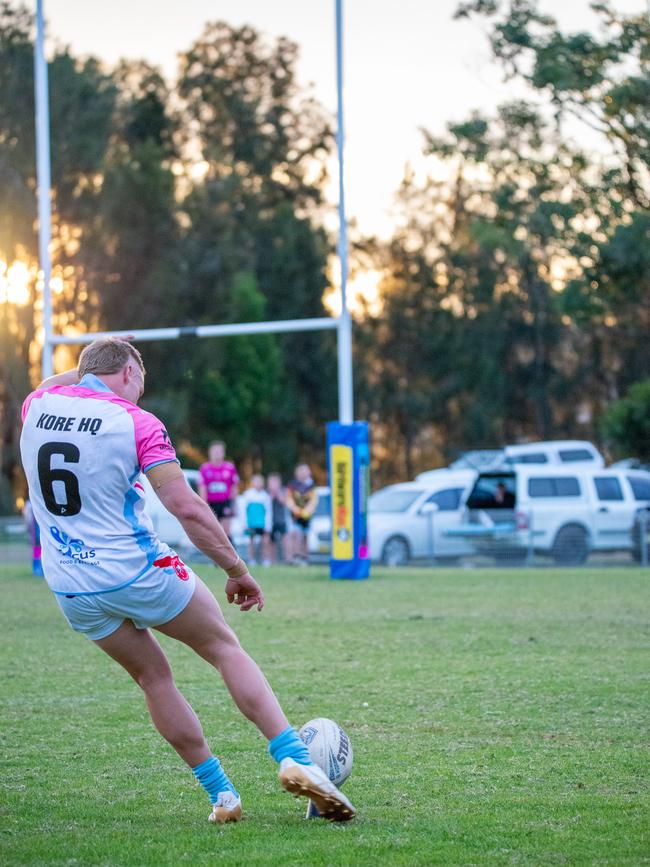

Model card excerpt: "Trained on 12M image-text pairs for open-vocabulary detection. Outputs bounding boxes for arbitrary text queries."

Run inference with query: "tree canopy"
[1,1,648,509]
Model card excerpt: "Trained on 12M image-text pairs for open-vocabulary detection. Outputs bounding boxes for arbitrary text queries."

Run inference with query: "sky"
[45,0,647,239]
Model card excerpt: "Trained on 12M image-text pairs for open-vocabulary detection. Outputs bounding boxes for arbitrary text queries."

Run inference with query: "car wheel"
[381,536,410,566]
[551,525,589,566]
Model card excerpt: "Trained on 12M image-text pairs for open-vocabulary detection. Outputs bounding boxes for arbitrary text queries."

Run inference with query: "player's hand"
[225,571,264,612]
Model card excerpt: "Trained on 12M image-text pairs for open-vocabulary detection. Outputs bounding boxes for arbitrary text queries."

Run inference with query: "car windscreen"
[369,489,423,513]
[466,475,516,509]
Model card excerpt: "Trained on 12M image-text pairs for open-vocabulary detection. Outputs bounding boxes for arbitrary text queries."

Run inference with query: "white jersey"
[20,373,179,596]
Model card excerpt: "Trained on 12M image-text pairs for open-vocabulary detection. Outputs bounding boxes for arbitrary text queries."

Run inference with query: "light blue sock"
[268,726,312,765]
[192,756,238,804]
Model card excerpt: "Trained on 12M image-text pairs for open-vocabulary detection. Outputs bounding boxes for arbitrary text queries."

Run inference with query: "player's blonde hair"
[78,338,145,378]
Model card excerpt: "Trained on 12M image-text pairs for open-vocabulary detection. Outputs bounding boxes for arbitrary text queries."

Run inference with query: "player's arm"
[285,487,298,514]
[37,368,79,389]
[147,463,263,611]
[304,488,319,517]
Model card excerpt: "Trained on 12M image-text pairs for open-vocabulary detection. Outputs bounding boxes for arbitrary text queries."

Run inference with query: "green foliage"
[455,0,650,207]
[0,9,336,503]
[360,1,649,470]
[2,0,649,500]
[601,378,650,462]
[185,272,282,458]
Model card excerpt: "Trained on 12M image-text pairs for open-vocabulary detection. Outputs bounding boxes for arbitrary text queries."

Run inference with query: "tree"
[601,378,650,462]
[184,271,282,463]
[358,0,649,477]
[167,22,336,471]
[455,0,650,411]
[455,0,649,208]
[0,10,338,509]
[0,3,116,511]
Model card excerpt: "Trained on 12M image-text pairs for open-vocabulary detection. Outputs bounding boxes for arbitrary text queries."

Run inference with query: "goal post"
[34,0,369,578]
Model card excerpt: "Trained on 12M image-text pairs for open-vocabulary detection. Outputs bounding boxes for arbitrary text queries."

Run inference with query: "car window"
[594,477,624,501]
[466,476,516,509]
[559,449,594,462]
[314,494,331,516]
[509,453,547,464]
[628,476,650,501]
[369,489,423,513]
[425,488,463,512]
[528,477,581,497]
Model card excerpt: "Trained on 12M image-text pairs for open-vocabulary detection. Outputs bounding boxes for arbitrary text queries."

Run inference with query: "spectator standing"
[240,475,272,566]
[267,473,289,564]
[286,464,319,565]
[199,441,239,539]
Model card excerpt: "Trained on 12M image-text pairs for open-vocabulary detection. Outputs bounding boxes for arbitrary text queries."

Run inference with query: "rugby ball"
[299,717,353,786]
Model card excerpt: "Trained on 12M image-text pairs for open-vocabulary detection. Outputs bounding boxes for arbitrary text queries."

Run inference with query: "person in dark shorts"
[198,441,239,537]
[267,473,289,564]
[286,464,318,565]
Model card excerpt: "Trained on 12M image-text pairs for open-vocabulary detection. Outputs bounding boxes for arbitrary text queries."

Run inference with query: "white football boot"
[208,791,242,824]
[278,758,356,822]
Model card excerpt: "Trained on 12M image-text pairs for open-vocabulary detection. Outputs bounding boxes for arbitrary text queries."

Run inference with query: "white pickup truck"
[448,465,650,565]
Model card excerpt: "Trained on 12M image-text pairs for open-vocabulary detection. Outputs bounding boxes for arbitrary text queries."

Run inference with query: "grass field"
[1,563,648,866]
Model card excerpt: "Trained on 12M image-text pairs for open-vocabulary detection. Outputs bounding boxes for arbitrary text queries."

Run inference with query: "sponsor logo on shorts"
[154,554,189,580]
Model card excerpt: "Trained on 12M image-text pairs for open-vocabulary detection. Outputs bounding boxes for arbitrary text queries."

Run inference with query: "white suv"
[368,472,477,565]
[451,466,650,564]
[445,440,604,472]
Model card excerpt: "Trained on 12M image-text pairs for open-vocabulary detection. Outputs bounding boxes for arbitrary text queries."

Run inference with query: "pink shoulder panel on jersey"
[21,388,49,422]
[21,384,177,472]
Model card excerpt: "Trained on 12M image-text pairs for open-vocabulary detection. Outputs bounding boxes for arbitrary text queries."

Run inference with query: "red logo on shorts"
[154,555,189,581]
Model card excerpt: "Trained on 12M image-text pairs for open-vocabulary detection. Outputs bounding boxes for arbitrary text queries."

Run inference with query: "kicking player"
[19,338,355,824]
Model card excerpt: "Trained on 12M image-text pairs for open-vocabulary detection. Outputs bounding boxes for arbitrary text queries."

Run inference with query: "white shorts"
[55,559,197,641]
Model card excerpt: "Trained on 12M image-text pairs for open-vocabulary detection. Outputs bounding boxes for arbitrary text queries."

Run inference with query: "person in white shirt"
[19,337,355,825]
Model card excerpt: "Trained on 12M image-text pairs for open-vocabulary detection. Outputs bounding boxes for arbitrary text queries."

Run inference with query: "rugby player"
[19,338,355,824]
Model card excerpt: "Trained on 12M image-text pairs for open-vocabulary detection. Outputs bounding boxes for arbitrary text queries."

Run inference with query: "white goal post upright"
[34,0,54,380]
[34,1,355,425]
[335,0,354,425]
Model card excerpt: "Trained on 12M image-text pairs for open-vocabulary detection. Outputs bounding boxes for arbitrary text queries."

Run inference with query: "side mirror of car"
[420,502,439,515]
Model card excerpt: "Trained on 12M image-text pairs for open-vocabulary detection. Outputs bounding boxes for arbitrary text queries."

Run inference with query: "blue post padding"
[327,421,370,580]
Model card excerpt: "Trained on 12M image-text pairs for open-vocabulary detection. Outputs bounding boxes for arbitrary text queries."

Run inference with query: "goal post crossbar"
[35,0,354,424]
[49,316,340,345]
